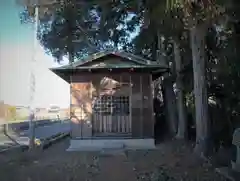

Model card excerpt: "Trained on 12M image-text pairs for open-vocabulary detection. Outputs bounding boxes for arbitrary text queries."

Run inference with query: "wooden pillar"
[149,74,154,137]
[129,74,132,134]
[142,74,154,138]
[140,75,143,138]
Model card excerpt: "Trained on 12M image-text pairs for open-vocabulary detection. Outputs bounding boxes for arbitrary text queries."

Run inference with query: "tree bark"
[162,76,178,136]
[190,24,210,156]
[173,39,187,139]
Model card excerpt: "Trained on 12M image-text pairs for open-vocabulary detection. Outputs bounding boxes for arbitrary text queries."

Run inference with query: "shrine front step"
[66,138,156,151]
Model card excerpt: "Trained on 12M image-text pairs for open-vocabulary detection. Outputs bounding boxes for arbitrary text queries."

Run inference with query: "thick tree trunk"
[162,76,178,136]
[173,40,187,139]
[190,24,210,156]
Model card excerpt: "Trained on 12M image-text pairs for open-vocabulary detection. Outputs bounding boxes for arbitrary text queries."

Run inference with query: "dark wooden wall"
[131,73,154,138]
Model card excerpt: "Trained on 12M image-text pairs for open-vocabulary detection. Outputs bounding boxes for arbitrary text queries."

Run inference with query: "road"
[0,121,70,148]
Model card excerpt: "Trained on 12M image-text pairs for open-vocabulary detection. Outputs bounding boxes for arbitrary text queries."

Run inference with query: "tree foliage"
[18,0,240,152]
[18,0,139,62]
[7,106,17,121]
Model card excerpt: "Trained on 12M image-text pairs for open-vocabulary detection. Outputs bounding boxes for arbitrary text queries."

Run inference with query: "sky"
[0,0,70,108]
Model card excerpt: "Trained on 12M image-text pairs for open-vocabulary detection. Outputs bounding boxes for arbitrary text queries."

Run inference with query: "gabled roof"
[50,50,169,82]
[56,50,165,69]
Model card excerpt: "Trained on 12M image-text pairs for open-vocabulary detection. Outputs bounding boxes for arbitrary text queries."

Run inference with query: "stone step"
[103,141,125,149]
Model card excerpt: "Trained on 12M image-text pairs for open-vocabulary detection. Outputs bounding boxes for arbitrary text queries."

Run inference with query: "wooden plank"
[122,115,125,133]
[112,115,116,132]
[121,115,125,133]
[118,114,121,133]
[127,115,130,133]
[130,74,141,138]
[121,74,131,134]
[103,115,106,133]
[99,114,103,132]
[108,115,112,132]
[149,74,155,137]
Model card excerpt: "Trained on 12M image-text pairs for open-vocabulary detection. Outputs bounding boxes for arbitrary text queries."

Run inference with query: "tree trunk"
[190,24,210,156]
[162,76,178,136]
[173,40,187,139]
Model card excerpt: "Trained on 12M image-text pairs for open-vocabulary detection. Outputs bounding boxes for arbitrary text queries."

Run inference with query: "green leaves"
[165,0,227,28]
[19,0,136,61]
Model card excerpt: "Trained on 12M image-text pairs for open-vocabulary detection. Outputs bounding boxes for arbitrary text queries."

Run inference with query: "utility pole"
[28,0,39,150]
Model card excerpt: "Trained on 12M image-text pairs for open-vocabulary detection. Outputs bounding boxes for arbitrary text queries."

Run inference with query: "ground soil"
[0,138,227,181]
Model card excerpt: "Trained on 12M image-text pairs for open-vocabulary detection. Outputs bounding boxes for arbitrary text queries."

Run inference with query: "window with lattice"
[92,95,129,115]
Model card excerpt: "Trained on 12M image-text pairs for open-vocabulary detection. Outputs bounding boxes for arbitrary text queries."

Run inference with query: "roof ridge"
[54,50,164,69]
[117,51,152,65]
[73,50,113,67]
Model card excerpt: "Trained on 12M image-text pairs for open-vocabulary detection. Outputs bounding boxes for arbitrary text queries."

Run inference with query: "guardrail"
[0,120,71,152]
[3,119,70,132]
[17,122,71,148]
[34,122,70,140]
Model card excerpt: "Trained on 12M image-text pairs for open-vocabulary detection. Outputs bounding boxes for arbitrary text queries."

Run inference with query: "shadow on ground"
[0,138,227,181]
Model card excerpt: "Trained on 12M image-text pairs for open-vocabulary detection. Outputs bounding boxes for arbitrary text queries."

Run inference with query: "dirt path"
[0,138,227,181]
